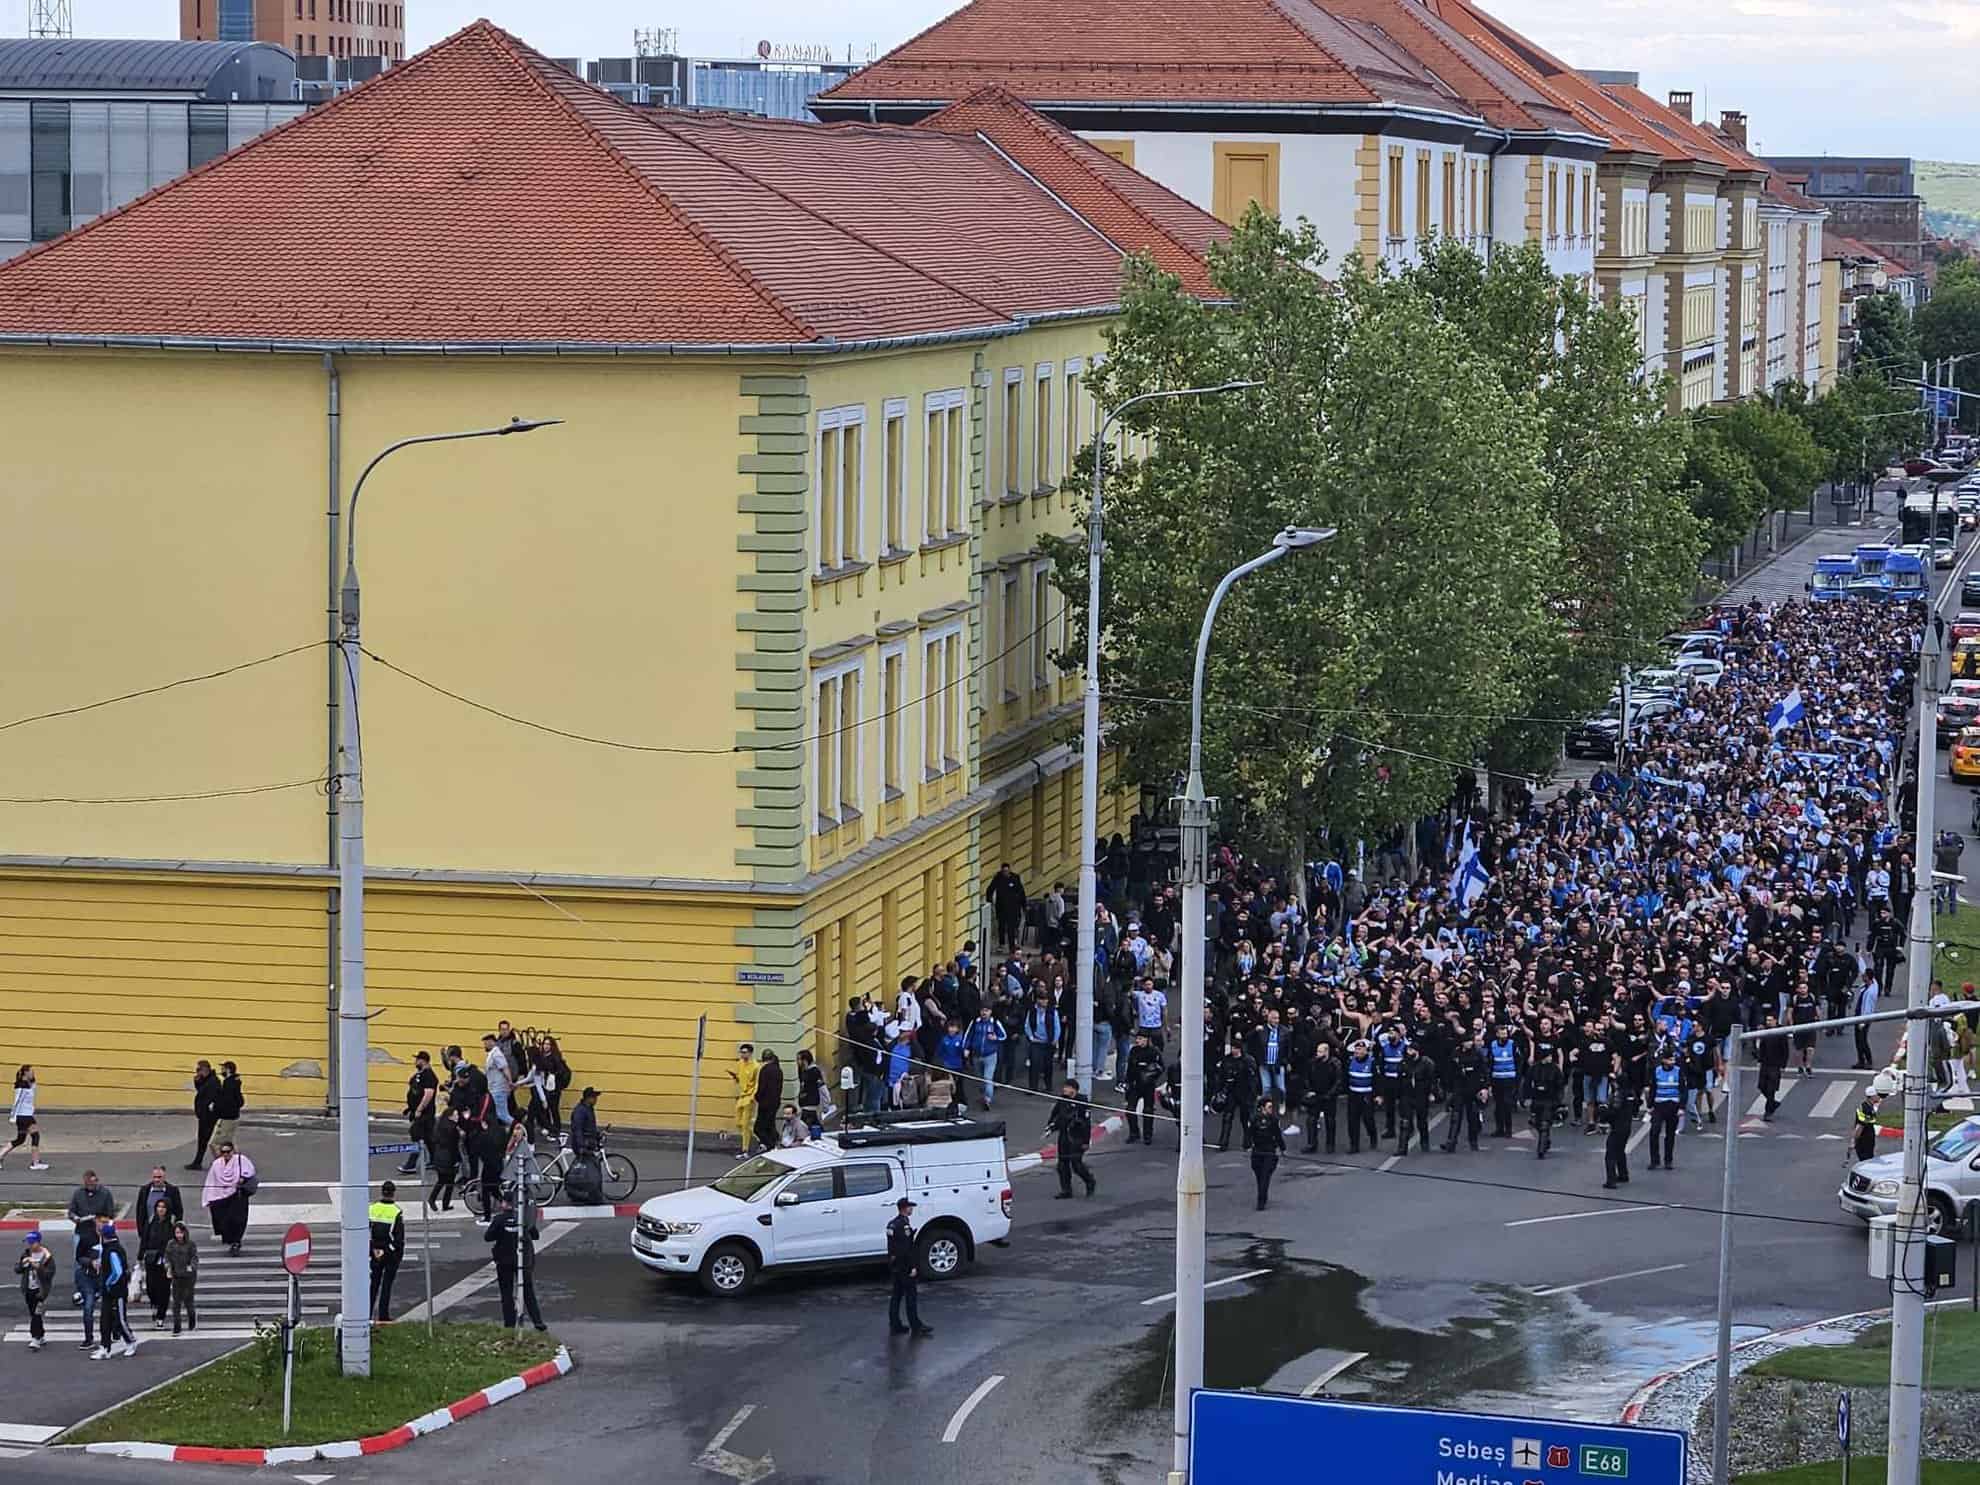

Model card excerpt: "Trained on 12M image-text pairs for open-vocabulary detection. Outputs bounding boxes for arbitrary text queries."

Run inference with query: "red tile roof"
[0,22,1213,345]
[819,0,1606,138]
[1592,86,1752,172]
[919,87,1229,296]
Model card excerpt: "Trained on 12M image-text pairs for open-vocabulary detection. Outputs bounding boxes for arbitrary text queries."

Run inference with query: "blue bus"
[1850,544,1893,598]
[1808,554,1855,601]
[1886,547,1929,600]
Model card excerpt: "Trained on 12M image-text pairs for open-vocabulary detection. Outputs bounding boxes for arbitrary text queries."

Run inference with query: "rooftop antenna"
[30,0,74,38]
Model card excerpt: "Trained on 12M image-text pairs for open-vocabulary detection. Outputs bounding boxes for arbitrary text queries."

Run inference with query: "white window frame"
[1031,561,1052,690]
[923,387,966,543]
[1002,366,1024,496]
[1001,570,1022,699]
[1033,361,1054,493]
[880,640,908,798]
[815,404,866,573]
[922,620,963,778]
[880,397,908,557]
[812,653,865,832]
[1063,357,1085,481]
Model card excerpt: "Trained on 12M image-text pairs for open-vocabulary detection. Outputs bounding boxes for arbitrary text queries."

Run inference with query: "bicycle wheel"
[462,1179,486,1219]
[599,1153,638,1203]
[525,1169,558,1208]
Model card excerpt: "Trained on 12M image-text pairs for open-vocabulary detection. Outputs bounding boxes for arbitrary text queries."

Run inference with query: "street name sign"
[368,1141,420,1156]
[1189,1392,1686,1485]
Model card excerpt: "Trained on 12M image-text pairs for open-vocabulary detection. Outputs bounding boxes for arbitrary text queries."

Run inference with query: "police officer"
[1046,1080,1096,1198]
[1300,1041,1342,1154]
[1375,1027,1407,1139]
[1528,1052,1564,1160]
[1211,1042,1259,1153]
[1487,1024,1521,1137]
[1648,1048,1683,1171]
[1851,1091,1883,1164]
[1395,1044,1435,1156]
[368,1179,405,1322]
[1682,1027,1716,1131]
[1601,1092,1632,1190]
[1123,1031,1165,1146]
[1343,1039,1378,1154]
[484,1194,545,1331]
[1443,1032,1489,1153]
[886,1197,933,1337]
[1248,1097,1285,1210]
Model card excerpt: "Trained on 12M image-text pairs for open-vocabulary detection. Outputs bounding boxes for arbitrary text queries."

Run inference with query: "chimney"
[1720,110,1748,149]
[1668,89,1693,123]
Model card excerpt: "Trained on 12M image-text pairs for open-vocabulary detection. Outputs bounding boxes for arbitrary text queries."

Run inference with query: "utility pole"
[1169,527,1334,1484]
[332,418,559,1377]
[1888,468,1957,1485]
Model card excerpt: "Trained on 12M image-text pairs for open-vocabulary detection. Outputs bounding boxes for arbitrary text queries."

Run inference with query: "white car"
[1934,537,1959,569]
[1840,1115,1980,1237]
[1671,656,1724,689]
[630,1116,1013,1297]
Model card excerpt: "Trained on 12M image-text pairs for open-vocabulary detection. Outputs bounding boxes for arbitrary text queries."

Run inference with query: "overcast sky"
[14,0,1975,160]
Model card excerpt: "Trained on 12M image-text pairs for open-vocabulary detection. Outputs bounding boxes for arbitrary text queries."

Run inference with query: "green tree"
[1705,397,1827,517]
[1918,274,1980,432]
[1049,214,1561,861]
[1795,371,1928,484]
[1682,426,1768,555]
[1398,240,1702,780]
[1854,290,1920,381]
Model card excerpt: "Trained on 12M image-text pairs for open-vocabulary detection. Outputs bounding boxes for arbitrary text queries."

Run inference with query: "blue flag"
[1766,688,1806,736]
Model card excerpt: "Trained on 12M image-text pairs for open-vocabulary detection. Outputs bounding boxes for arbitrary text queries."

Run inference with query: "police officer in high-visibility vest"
[1343,1040,1378,1155]
[1487,1025,1521,1138]
[1851,1091,1883,1165]
[368,1179,406,1323]
[1648,1049,1683,1171]
[1375,1028,1407,1139]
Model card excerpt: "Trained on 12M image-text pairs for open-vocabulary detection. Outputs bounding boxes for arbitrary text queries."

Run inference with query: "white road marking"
[1140,1268,1272,1306]
[1505,1204,1668,1229]
[1300,1352,1369,1397]
[1626,1118,1652,1155]
[696,1405,775,1483]
[1746,1095,1769,1118]
[1532,1263,1688,1297]
[394,1221,573,1323]
[1379,1114,1446,1171]
[0,1447,33,1459]
[941,1374,1006,1443]
[294,1475,335,1484]
[1809,1080,1854,1119]
[0,1424,61,1444]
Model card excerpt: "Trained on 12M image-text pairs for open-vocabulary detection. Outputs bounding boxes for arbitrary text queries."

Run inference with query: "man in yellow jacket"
[728,1044,760,1153]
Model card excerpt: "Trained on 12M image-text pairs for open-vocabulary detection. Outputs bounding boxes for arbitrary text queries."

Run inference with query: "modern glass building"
[0,39,304,261]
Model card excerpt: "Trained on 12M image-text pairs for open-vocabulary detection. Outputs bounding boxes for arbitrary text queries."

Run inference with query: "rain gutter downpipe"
[324,352,342,1115]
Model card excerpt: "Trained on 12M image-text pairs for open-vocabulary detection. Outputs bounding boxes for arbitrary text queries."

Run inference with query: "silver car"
[1839,1115,1980,1236]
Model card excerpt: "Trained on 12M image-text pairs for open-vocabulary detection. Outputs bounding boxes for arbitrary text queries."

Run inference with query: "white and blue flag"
[1448,826,1489,911]
[1765,688,1806,737]
[1803,797,1828,829]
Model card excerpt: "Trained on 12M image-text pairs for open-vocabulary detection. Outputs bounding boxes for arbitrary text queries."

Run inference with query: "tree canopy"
[1918,263,1980,433]
[1049,218,1703,860]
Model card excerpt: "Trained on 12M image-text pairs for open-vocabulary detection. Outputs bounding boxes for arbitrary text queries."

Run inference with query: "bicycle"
[535,1127,639,1206]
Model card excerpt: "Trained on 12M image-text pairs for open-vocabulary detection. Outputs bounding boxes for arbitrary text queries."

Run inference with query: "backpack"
[563,1155,604,1206]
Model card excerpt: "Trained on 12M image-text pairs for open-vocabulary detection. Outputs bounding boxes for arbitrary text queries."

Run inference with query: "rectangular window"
[1442,155,1456,237]
[921,636,944,778]
[944,401,964,536]
[1212,141,1278,225]
[1415,152,1430,238]
[1002,369,1022,495]
[1563,169,1575,240]
[921,388,963,542]
[810,657,864,833]
[1387,149,1403,239]
[28,100,68,244]
[1546,164,1558,240]
[814,673,839,831]
[1001,573,1021,699]
[1033,363,1053,492]
[816,405,865,571]
[838,663,860,819]
[1031,565,1051,690]
[1063,361,1083,481]
[943,632,961,768]
[881,398,906,555]
[1582,171,1593,238]
[881,644,906,796]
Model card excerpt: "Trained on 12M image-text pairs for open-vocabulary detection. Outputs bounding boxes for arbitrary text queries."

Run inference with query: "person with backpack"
[1045,1080,1096,1199]
[962,1005,1005,1111]
[91,1221,138,1358]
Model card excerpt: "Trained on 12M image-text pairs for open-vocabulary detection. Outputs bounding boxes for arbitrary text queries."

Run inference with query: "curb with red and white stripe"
[69,1345,573,1465]
[0,1206,641,1233]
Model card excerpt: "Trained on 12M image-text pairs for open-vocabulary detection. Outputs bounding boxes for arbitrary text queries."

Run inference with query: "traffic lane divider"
[66,1345,573,1465]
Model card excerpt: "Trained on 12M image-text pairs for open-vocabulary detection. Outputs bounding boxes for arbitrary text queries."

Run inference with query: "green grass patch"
[1873,1104,1967,1137]
[1747,1309,1980,1391]
[1737,1461,1980,1485]
[65,1322,559,1448]
[1930,908,1980,995]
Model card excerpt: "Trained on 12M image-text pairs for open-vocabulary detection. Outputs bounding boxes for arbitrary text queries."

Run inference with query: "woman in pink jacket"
[201,1140,257,1256]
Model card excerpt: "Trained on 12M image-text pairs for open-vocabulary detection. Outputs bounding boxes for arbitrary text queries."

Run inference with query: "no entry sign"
[280,1222,312,1276]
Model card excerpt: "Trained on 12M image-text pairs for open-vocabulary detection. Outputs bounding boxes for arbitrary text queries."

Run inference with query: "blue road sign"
[368,1141,420,1156]
[1836,1391,1850,1449]
[1189,1392,1686,1485]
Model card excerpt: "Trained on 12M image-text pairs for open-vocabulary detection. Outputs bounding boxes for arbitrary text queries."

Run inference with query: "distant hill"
[1919,160,1980,244]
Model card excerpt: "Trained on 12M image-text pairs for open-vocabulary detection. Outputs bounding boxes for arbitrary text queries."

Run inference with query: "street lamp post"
[1169,526,1336,1483]
[1075,380,1260,1097]
[334,417,560,1377]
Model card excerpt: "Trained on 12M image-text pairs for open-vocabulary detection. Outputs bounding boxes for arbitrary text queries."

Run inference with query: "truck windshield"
[711,1155,795,1200]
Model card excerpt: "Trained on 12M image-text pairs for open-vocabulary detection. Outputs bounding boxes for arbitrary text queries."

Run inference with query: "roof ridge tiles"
[478,25,822,342]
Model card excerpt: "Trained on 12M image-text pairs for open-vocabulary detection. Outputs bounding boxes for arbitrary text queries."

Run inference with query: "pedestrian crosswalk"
[4,1228,466,1345]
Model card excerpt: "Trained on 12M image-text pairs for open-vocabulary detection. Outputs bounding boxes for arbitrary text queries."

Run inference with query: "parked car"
[630,1115,1011,1297]
[1672,655,1725,689]
[1938,682,1980,742]
[1953,726,1980,783]
[1963,569,1980,608]
[1839,1116,1980,1237]
[1934,536,1959,569]
[1565,698,1677,760]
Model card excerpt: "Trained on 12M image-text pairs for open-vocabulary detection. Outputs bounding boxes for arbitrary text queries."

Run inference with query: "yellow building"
[0,26,1226,1121]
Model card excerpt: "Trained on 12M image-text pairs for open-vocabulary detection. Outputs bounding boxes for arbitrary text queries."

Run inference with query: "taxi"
[1954,639,1980,681]
[1939,681,1980,743]
[1953,727,1980,783]
[1952,611,1980,647]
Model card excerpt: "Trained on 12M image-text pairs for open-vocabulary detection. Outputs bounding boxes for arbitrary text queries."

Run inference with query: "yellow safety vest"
[368,1200,402,1226]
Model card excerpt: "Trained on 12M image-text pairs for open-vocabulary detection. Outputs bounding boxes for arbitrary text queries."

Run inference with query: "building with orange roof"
[815,0,1612,282]
[0,22,1232,1122]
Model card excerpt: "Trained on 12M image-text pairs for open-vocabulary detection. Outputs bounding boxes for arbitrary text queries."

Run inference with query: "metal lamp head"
[501,417,564,435]
[1273,526,1339,552]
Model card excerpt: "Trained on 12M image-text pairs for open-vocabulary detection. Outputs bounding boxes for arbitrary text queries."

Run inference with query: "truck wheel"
[699,1241,758,1298]
[916,1222,969,1280]
[1926,1193,1956,1238]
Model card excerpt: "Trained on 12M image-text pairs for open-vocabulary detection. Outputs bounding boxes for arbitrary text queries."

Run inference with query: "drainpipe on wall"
[324,353,343,1115]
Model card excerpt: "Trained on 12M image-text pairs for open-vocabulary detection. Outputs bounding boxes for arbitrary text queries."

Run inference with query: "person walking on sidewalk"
[202,1141,256,1256]
[186,1059,219,1171]
[91,1221,138,1359]
[137,1167,184,1225]
[728,1043,760,1153]
[401,1051,438,1176]
[67,1170,115,1311]
[1247,1097,1286,1210]
[14,1230,53,1352]
[1046,1080,1097,1199]
[208,1061,245,1156]
[3,1065,48,1171]
[163,1221,198,1334]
